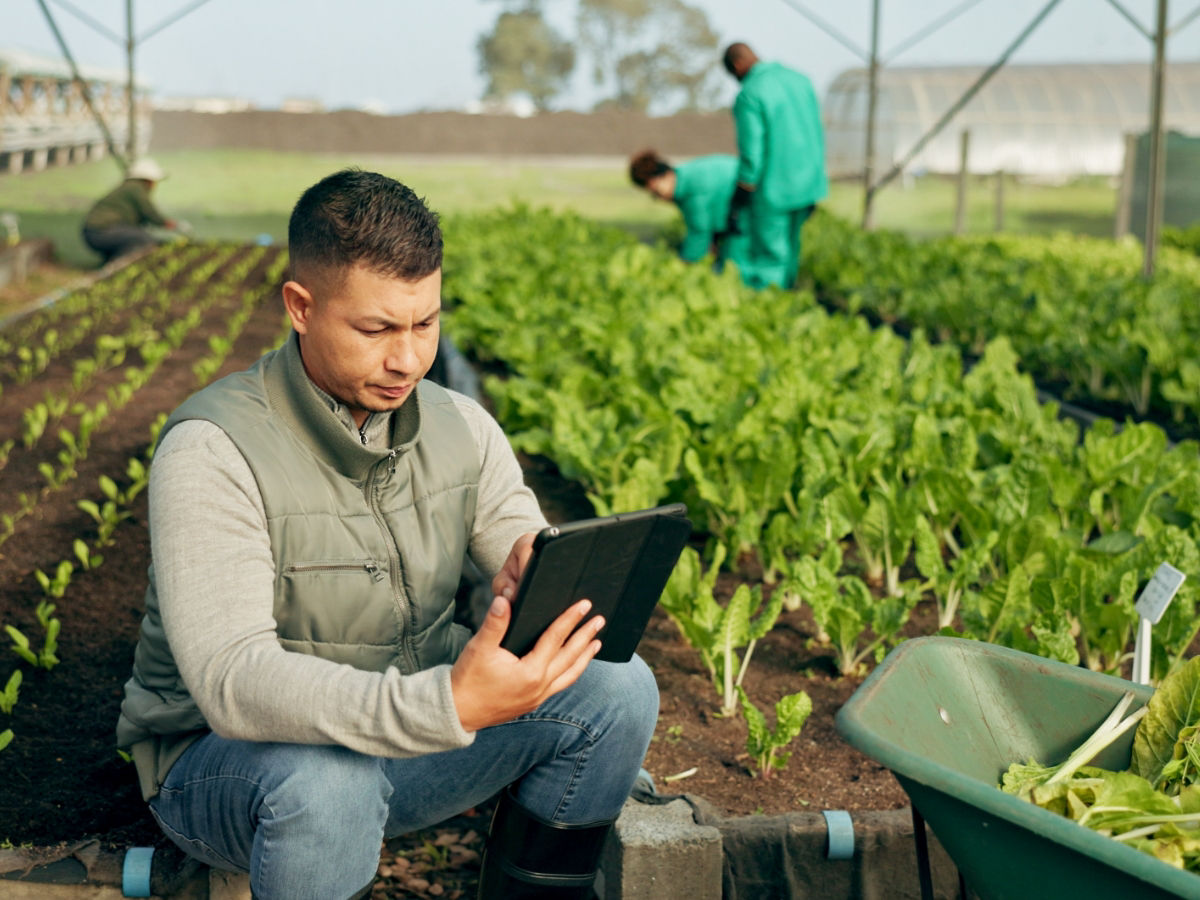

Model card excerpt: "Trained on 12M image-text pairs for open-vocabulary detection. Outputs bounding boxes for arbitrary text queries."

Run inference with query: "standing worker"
[628,149,751,278]
[81,157,179,264]
[722,42,828,290]
[116,168,659,900]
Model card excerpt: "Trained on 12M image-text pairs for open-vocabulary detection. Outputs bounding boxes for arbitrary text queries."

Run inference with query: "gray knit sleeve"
[148,419,475,754]
[448,391,548,577]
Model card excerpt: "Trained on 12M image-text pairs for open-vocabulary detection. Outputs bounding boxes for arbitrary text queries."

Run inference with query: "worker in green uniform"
[723,42,828,290]
[628,150,751,279]
[82,158,179,264]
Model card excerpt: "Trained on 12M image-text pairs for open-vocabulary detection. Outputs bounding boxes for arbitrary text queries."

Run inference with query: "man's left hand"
[491,532,536,601]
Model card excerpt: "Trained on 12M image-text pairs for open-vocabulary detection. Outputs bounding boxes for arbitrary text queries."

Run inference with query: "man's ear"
[281,280,315,335]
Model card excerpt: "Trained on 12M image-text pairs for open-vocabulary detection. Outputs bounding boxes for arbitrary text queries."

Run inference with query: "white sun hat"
[127,158,167,182]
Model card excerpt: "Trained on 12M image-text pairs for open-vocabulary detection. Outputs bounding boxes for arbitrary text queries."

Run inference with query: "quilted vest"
[117,333,480,796]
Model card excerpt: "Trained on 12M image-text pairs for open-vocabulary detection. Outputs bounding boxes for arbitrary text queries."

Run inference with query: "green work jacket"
[116,334,479,795]
[83,179,169,229]
[673,155,750,271]
[732,61,829,212]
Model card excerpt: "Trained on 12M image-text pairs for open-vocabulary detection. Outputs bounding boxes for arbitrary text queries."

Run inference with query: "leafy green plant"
[73,538,102,571]
[1001,658,1200,870]
[782,546,914,676]
[6,604,59,670]
[78,486,133,548]
[0,730,12,752]
[20,402,48,449]
[0,669,21,714]
[659,546,784,716]
[34,561,74,599]
[738,687,813,779]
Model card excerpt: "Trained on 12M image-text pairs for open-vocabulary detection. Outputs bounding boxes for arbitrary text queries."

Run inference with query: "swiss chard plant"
[738,687,813,779]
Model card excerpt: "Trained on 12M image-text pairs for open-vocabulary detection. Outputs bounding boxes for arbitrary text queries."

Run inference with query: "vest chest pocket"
[278,559,396,649]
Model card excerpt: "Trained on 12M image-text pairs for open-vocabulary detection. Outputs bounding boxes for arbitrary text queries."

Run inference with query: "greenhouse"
[823,61,1200,179]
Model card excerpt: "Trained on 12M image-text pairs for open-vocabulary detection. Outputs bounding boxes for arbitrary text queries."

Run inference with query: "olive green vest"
[117,333,479,797]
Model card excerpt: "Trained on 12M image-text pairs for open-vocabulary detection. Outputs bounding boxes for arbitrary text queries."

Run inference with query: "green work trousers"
[742,205,815,290]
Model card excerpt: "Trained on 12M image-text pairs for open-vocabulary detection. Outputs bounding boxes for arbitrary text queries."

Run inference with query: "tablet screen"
[500,503,692,662]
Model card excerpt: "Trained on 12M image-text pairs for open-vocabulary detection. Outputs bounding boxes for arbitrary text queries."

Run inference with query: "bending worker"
[115,168,658,900]
[629,149,751,278]
[723,41,828,290]
[81,157,178,264]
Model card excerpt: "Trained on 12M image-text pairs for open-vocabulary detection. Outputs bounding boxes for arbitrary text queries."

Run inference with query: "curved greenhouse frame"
[824,62,1200,178]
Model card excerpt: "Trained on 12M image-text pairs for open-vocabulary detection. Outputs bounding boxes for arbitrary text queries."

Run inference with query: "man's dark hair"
[288,168,442,282]
[723,42,757,77]
[629,150,672,187]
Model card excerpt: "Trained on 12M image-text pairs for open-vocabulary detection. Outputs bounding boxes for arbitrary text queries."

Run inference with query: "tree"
[477,5,576,112]
[577,0,722,114]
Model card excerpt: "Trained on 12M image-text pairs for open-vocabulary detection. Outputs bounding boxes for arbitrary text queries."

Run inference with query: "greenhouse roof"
[824,61,1200,177]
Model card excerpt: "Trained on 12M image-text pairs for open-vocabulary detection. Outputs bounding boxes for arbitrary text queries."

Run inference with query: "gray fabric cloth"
[142,381,545,758]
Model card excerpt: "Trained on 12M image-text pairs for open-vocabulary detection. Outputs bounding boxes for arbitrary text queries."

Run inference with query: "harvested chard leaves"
[1000,661,1200,872]
[1132,655,1200,794]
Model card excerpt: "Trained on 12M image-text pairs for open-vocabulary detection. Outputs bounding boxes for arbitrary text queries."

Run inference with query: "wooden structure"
[0,48,150,175]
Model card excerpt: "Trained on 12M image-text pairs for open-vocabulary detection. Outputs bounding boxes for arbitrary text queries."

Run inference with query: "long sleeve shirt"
[84,179,169,229]
[144,387,545,758]
[733,61,829,212]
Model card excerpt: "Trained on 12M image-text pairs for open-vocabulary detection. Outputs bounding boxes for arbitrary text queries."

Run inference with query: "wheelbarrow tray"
[835,636,1200,900]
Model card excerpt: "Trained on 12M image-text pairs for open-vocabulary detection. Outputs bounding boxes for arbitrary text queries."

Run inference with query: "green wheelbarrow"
[835,636,1200,900]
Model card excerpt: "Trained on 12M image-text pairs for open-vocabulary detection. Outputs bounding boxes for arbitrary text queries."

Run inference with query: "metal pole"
[126,0,136,160]
[1143,0,1168,278]
[870,0,1063,199]
[34,0,126,170]
[954,129,970,234]
[862,0,882,230]
[994,169,1005,232]
[1114,132,1137,238]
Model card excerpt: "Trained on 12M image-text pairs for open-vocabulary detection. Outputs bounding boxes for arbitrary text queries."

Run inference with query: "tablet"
[500,503,692,663]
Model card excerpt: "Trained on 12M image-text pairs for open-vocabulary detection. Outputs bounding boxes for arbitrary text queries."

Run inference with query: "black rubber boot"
[477,787,613,899]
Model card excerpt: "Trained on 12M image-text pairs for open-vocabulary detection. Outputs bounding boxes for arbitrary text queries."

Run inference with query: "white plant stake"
[1132,562,1186,685]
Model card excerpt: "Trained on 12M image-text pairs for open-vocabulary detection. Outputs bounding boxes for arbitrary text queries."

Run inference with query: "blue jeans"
[148,656,658,900]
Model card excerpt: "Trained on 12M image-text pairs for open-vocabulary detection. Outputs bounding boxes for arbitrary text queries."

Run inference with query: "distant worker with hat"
[628,149,751,278]
[722,42,828,290]
[82,157,180,264]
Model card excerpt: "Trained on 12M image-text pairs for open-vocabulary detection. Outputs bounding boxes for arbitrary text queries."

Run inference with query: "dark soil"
[0,251,907,898]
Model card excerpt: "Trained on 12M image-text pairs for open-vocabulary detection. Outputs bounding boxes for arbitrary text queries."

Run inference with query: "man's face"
[282,263,441,427]
[646,171,676,202]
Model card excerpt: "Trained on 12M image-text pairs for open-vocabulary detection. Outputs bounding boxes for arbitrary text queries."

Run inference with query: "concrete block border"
[603,793,964,900]
[0,797,963,899]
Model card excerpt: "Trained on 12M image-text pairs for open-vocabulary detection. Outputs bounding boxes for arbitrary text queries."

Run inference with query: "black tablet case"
[500,503,692,663]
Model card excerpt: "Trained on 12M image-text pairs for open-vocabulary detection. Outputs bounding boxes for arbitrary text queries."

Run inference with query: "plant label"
[1134,562,1186,625]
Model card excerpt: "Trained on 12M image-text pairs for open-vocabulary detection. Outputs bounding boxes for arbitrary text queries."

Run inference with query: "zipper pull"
[364,561,385,582]
[388,449,398,475]
[358,424,368,446]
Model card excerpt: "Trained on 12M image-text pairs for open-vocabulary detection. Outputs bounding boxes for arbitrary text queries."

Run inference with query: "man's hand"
[726,183,754,235]
[491,532,536,601]
[450,594,604,732]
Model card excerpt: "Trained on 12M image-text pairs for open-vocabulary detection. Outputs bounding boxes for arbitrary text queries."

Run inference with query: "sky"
[5,0,1200,114]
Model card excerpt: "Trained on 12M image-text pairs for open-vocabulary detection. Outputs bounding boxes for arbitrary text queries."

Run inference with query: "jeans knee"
[589,655,659,747]
[623,654,660,737]
[264,745,389,838]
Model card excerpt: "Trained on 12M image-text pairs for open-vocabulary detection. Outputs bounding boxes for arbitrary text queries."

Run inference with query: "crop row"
[0,242,289,752]
[805,213,1200,429]
[442,208,1200,700]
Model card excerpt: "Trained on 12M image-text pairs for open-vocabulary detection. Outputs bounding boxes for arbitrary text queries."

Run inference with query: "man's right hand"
[449,594,604,733]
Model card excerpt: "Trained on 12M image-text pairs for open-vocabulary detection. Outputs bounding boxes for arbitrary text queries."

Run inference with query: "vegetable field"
[0,241,290,845]
[3,207,1199,867]
[444,207,1200,684]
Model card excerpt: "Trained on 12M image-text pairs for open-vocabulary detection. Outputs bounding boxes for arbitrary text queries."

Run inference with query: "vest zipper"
[285,561,384,581]
[366,453,419,673]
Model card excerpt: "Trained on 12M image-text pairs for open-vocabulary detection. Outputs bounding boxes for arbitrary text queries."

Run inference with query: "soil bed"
[0,253,907,898]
